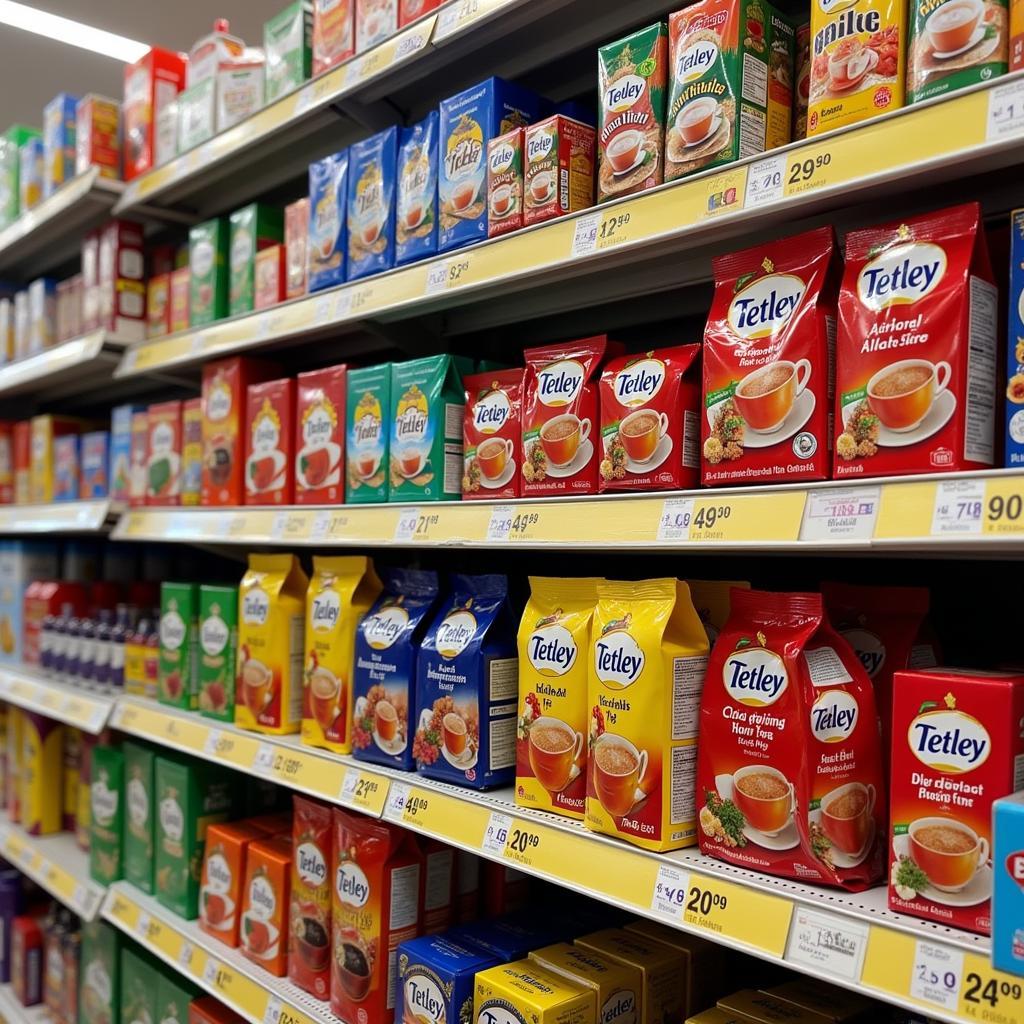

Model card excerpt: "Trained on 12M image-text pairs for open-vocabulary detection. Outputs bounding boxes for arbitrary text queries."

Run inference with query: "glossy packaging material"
[289,796,333,998]
[42,93,78,197]
[308,151,349,292]
[123,740,155,893]
[245,377,295,505]
[239,836,292,975]
[198,584,238,720]
[462,369,524,500]
[396,113,439,265]
[75,95,121,179]
[347,127,398,280]
[89,744,123,885]
[397,934,500,1024]
[346,363,391,503]
[295,364,347,503]
[123,47,186,180]
[199,820,266,946]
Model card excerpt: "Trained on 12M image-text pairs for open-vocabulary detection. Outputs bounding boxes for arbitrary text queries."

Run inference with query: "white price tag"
[73,883,90,915]
[253,743,276,774]
[931,479,984,536]
[178,940,195,970]
[910,940,963,1011]
[744,153,785,208]
[800,486,880,542]
[486,505,514,542]
[311,510,332,541]
[203,729,224,757]
[394,507,420,541]
[650,864,688,920]
[987,77,1024,141]
[394,29,427,60]
[340,768,361,804]
[436,0,480,36]
[334,289,354,320]
[271,511,289,539]
[314,297,331,322]
[657,498,694,542]
[202,957,222,987]
[256,314,272,340]
[190,332,207,356]
[785,907,868,982]
[136,911,151,939]
[425,261,449,295]
[263,996,283,1024]
[384,781,411,821]
[481,812,512,855]
[571,213,599,259]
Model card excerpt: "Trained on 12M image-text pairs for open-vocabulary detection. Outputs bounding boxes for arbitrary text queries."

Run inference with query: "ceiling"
[0,0,286,126]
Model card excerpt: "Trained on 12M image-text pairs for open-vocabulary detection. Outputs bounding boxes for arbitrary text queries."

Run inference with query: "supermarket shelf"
[0,984,50,1024]
[0,664,114,733]
[0,169,123,280]
[0,813,105,920]
[0,331,125,403]
[0,500,119,535]
[103,882,335,1024]
[108,697,1016,1024]
[110,469,1024,553]
[116,74,1024,376]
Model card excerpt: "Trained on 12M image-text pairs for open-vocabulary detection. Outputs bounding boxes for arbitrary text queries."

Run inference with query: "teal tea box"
[397,934,500,1024]
[347,126,398,281]
[414,574,518,790]
[308,150,348,292]
[993,792,1024,977]
[396,112,438,266]
[438,77,540,253]
[345,363,390,503]
[353,569,438,772]
[1007,209,1024,467]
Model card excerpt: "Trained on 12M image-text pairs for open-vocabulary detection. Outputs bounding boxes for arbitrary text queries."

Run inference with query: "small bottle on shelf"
[64,609,82,684]
[92,609,112,690]
[40,612,56,675]
[78,613,96,688]
[51,603,72,679]
[108,604,129,691]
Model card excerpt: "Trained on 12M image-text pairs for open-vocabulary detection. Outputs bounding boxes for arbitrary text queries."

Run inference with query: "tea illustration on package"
[396,112,439,265]
[347,127,397,281]
[346,364,390,504]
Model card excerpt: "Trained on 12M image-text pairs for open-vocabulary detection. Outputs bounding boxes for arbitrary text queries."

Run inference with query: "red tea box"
[313,0,355,75]
[147,400,182,505]
[147,273,171,337]
[245,378,295,506]
[295,364,346,505]
[289,796,332,999]
[81,230,100,332]
[285,198,309,299]
[13,422,29,504]
[255,246,286,310]
[75,95,121,180]
[11,916,42,1006]
[702,226,837,486]
[239,836,292,976]
[486,128,523,238]
[0,421,12,503]
[462,369,523,500]
[98,220,146,342]
[190,998,246,1024]
[835,203,997,479]
[599,345,700,491]
[123,47,186,181]
[202,357,280,505]
[522,336,620,497]
[523,115,595,227]
[399,0,441,25]
[170,267,190,333]
[199,821,266,947]
[889,668,1024,934]
[129,410,148,508]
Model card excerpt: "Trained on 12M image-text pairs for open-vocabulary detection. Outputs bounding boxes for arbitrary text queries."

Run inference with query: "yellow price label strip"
[680,873,792,957]
[688,492,806,544]
[339,768,389,816]
[982,477,1024,536]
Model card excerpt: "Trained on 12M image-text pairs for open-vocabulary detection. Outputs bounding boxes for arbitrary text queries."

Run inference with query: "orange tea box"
[599,345,700,492]
[808,0,905,135]
[147,273,171,338]
[835,203,997,479]
[146,400,182,505]
[313,0,355,74]
[331,809,422,1024]
[285,198,309,299]
[236,553,308,735]
[295,364,347,505]
[522,336,620,497]
[255,246,286,310]
[487,128,523,238]
[889,668,1024,934]
[1014,0,1024,67]
[462,369,524,500]
[199,821,266,947]
[302,556,381,754]
[516,577,601,820]
[245,377,295,506]
[524,115,594,227]
[202,357,280,505]
[239,836,292,976]
[703,227,837,486]
[290,796,333,999]
[586,579,709,852]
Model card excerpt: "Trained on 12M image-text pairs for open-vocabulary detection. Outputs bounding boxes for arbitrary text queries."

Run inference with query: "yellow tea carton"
[475,960,596,1024]
[529,943,640,1024]
[717,991,834,1024]
[516,577,602,820]
[20,710,63,835]
[236,554,309,735]
[586,579,709,852]
[302,556,381,754]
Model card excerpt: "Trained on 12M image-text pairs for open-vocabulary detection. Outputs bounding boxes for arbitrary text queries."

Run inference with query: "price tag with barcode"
[786,906,867,982]
[657,498,694,542]
[436,0,480,36]
[650,864,688,919]
[485,505,514,542]
[931,479,984,536]
[136,911,152,939]
[744,153,785,208]
[253,743,276,774]
[203,729,223,757]
[800,486,880,542]
[384,781,411,821]
[335,289,354,320]
[271,511,289,539]
[340,768,361,804]
[73,883,91,916]
[988,77,1024,141]
[425,261,449,295]
[910,940,963,1011]
[178,940,195,969]
[481,812,512,855]
[394,507,420,541]
[202,957,221,987]
[571,213,599,259]
[190,332,207,356]
[263,995,283,1024]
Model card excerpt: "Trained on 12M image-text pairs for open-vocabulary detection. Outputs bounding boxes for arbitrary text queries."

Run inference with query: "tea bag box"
[993,791,1024,977]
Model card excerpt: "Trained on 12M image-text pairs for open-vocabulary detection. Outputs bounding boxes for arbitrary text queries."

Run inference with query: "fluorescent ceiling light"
[0,0,149,62]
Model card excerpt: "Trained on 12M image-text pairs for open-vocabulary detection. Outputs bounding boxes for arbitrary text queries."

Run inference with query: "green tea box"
[154,753,235,919]
[155,970,198,1024]
[264,2,313,103]
[189,218,229,326]
[229,204,284,316]
[0,125,39,229]
[80,921,120,1024]
[123,740,155,893]
[89,743,123,885]
[345,363,391,504]
[120,947,159,1024]
[198,584,238,721]
[388,354,467,501]
[159,582,200,710]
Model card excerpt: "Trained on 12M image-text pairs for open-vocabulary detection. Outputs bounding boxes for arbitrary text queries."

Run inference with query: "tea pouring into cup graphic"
[733,359,811,433]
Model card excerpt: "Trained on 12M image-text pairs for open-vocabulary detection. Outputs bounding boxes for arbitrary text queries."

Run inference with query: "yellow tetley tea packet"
[529,943,641,1024]
[586,579,709,852]
[475,961,596,1024]
[302,555,381,755]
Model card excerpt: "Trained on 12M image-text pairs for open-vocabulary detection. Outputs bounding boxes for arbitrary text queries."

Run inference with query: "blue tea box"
[18,138,43,213]
[446,916,563,962]
[53,434,80,502]
[353,569,438,771]
[438,77,541,253]
[397,934,500,1024]
[396,112,439,267]
[80,431,110,498]
[0,541,58,664]
[110,404,144,503]
[43,93,78,197]
[308,150,349,292]
[347,126,398,282]
[415,573,517,790]
[1007,209,1024,467]
[993,792,1024,977]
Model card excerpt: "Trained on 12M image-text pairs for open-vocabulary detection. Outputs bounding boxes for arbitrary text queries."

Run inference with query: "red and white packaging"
[123,47,186,181]
[75,94,121,180]
[835,202,997,479]
[285,198,309,299]
[462,369,524,501]
[702,226,837,486]
[313,0,355,74]
[522,336,620,497]
[245,377,295,506]
[599,345,700,492]
[0,421,12,503]
[399,0,441,26]
[81,230,100,332]
[129,410,149,508]
[98,220,146,341]
[295,364,347,505]
[255,246,286,310]
[356,0,398,51]
[523,115,595,228]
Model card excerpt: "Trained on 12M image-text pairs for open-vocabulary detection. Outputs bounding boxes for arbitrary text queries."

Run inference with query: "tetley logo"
[811,690,859,742]
[529,622,577,676]
[404,975,446,1024]
[909,694,990,773]
[311,590,341,633]
[613,357,665,407]
[297,841,327,887]
[594,619,644,687]
[336,861,370,907]
[676,40,719,82]
[604,74,646,112]
[841,627,885,678]
[472,387,511,434]
[723,635,788,706]
[727,271,805,341]
[364,605,409,649]
[537,359,585,407]
[857,239,947,310]
[489,141,515,175]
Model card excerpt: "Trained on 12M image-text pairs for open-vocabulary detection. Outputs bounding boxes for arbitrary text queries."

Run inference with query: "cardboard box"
[123,740,155,893]
[229,203,283,316]
[75,95,121,180]
[89,744,124,885]
[43,93,78,197]
[159,582,200,709]
[199,820,266,947]
[993,791,1024,976]
[123,47,186,180]
[265,2,313,102]
[189,218,230,326]
[474,961,595,1024]
[98,220,146,341]
[80,921,120,1024]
